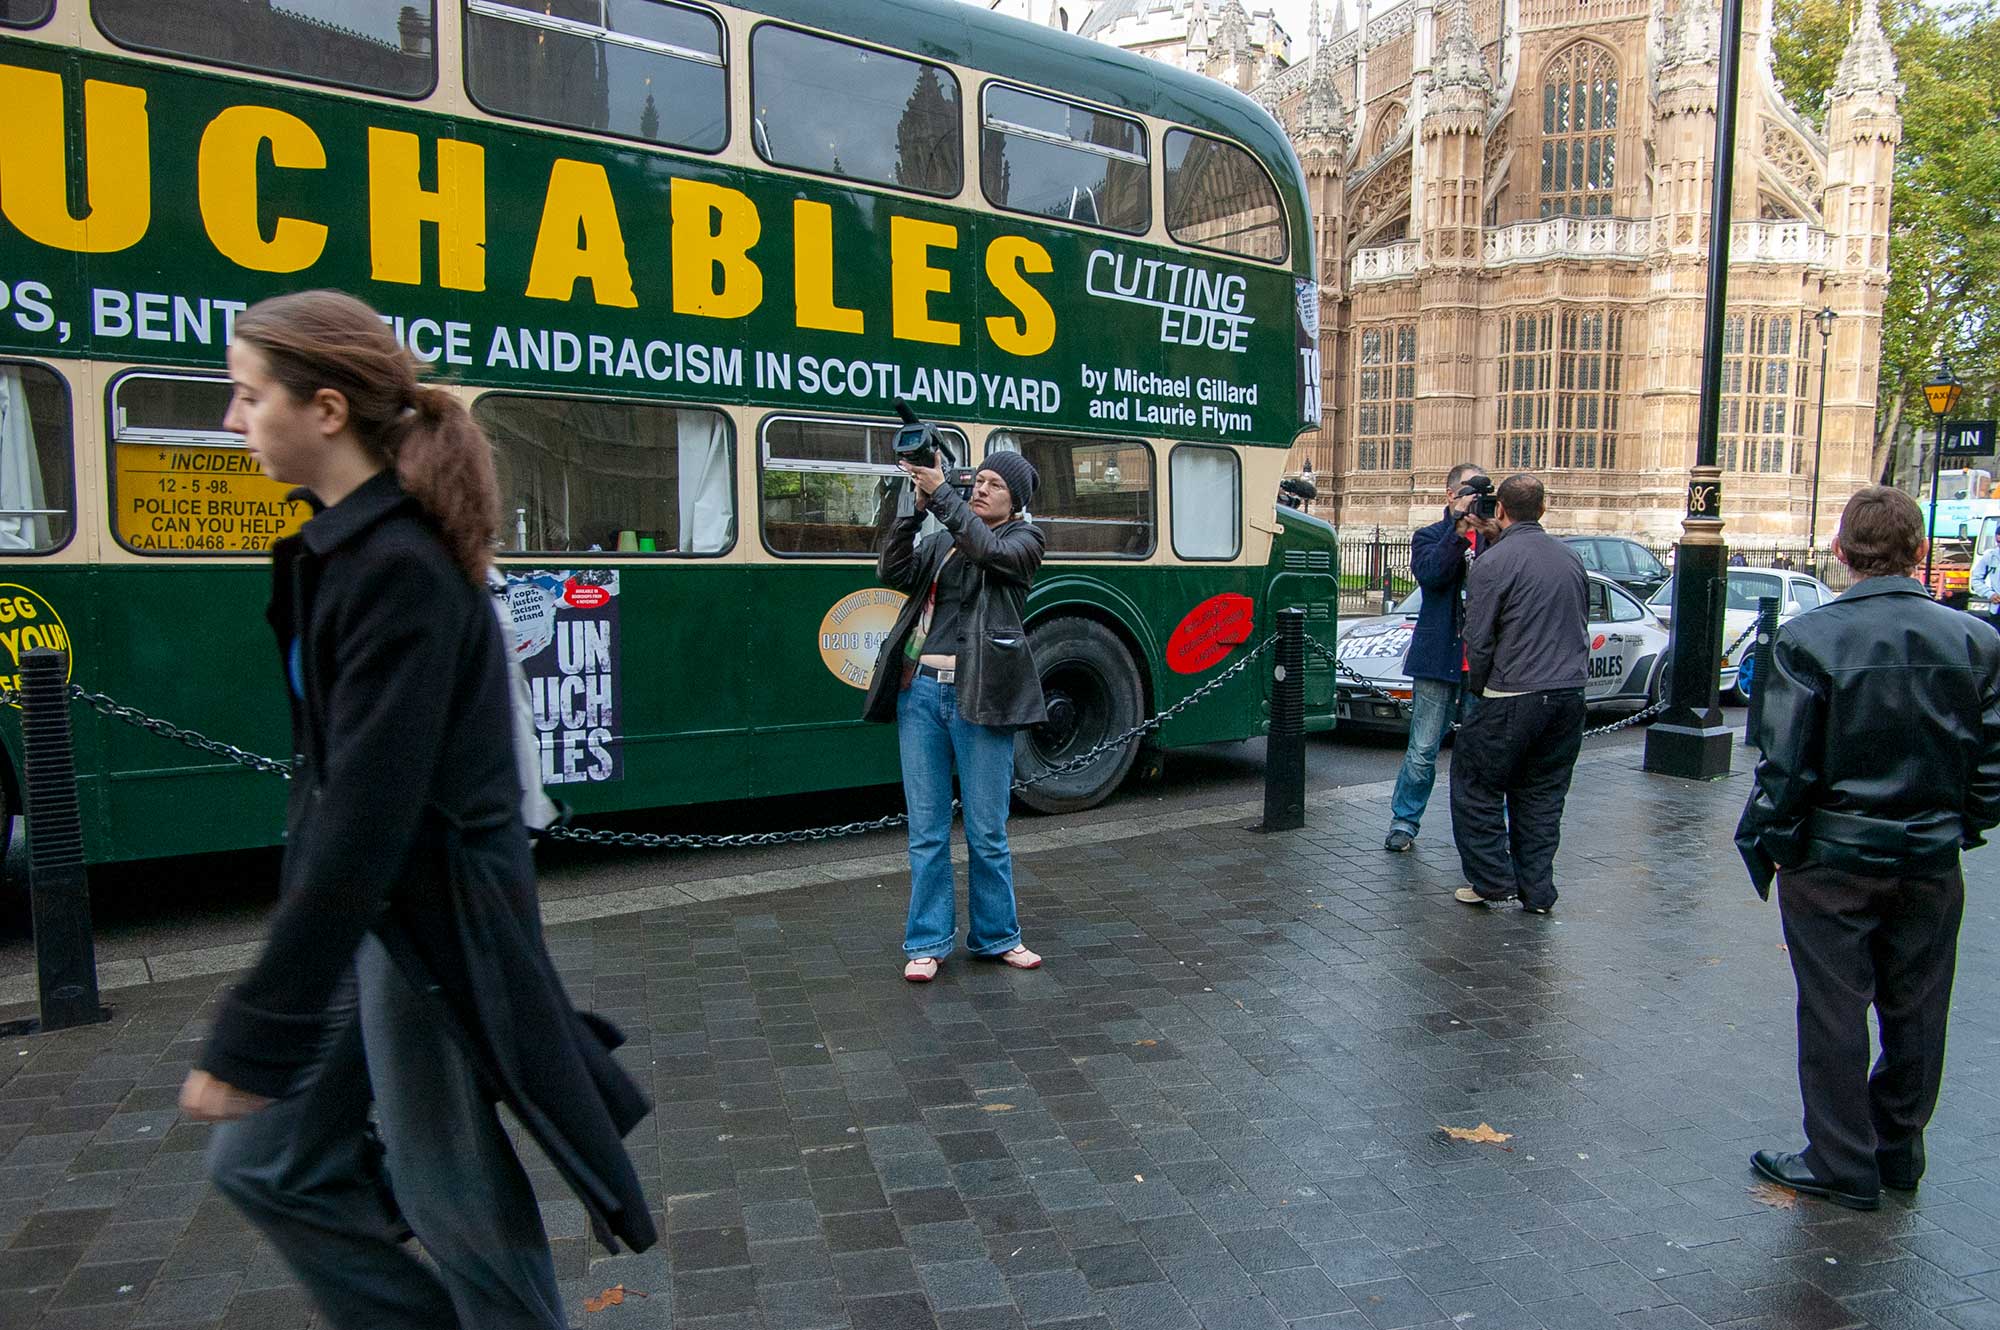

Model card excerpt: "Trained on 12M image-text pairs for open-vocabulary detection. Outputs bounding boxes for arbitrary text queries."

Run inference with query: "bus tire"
[1014,618,1144,815]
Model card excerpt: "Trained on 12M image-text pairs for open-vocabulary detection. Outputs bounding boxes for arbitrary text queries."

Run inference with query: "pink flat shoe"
[990,946,1041,970]
[904,957,940,982]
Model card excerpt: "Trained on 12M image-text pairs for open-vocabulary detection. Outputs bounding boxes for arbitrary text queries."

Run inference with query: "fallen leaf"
[584,1285,653,1313]
[1701,958,1722,966]
[1440,1123,1513,1145]
[1747,1182,1799,1209]
[1134,1039,1158,1047]
[981,1103,1014,1113]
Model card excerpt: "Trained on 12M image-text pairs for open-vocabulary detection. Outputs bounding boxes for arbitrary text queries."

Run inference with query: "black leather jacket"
[1735,575,2000,896]
[863,480,1049,729]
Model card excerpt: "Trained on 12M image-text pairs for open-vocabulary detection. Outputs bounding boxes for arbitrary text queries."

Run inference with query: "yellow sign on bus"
[114,446,309,552]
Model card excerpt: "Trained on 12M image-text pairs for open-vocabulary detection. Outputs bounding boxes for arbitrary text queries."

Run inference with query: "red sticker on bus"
[564,581,611,610]
[1166,593,1256,674]
[1591,633,1607,650]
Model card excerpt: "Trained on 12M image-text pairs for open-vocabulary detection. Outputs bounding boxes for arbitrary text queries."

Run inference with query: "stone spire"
[1308,0,1323,53]
[1832,0,1900,98]
[1296,34,1351,145]
[1431,0,1492,94]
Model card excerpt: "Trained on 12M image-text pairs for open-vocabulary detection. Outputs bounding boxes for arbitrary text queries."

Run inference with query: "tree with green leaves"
[1773,0,2000,484]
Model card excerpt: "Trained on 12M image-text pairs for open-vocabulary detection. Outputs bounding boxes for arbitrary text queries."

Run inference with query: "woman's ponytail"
[234,291,500,585]
[393,384,501,584]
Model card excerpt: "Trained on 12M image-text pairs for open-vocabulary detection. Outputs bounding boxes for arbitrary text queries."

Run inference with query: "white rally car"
[1646,568,1836,702]
[1333,574,1696,733]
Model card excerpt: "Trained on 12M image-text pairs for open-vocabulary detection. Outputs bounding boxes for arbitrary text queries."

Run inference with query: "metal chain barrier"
[0,637,1278,851]
[544,635,1280,849]
[1306,635,1672,739]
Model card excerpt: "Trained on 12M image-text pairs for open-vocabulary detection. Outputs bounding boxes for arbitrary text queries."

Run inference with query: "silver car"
[1333,574,1681,733]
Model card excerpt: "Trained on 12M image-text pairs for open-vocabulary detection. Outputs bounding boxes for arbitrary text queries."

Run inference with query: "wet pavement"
[1,744,1996,1330]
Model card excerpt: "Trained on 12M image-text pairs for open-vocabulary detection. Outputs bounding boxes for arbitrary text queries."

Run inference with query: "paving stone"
[0,757,1997,1330]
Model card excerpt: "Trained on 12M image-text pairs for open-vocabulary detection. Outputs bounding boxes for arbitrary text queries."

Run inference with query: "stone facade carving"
[1051,0,1898,545]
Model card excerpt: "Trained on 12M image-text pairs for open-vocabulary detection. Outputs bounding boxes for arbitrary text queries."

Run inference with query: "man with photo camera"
[1383,463,1496,853]
[1448,473,1589,914]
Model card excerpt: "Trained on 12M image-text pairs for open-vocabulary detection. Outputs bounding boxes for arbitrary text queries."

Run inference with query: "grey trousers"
[207,935,565,1330]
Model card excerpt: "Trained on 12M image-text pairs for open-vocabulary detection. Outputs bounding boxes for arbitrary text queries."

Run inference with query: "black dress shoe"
[1751,1149,1880,1211]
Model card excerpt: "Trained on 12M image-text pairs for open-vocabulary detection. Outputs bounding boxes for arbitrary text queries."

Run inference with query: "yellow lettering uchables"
[890,216,959,347]
[670,179,761,319]
[525,159,637,308]
[198,105,328,273]
[0,69,150,254]
[983,235,1056,357]
[367,127,486,291]
[792,200,862,335]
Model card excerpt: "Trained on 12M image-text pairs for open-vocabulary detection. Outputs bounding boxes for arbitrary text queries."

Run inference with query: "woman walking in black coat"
[178,291,653,1330]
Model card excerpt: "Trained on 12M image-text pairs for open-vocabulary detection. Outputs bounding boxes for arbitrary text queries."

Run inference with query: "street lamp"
[1923,362,1964,592]
[1807,306,1837,554]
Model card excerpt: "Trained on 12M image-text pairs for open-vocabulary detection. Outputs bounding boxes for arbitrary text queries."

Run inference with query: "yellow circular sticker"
[0,584,73,706]
[819,587,908,689]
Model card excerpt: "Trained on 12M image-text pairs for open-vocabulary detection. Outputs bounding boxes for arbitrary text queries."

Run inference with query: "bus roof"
[742,0,1314,281]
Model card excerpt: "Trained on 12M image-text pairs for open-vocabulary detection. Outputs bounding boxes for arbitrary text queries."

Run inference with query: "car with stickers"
[1332,573,1699,734]
[1647,568,1835,701]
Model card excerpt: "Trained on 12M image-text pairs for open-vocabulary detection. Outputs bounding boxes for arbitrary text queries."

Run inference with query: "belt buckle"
[925,664,956,684]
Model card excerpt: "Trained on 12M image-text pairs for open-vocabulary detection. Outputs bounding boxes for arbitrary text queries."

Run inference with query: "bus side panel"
[740,562,904,802]
[86,566,288,861]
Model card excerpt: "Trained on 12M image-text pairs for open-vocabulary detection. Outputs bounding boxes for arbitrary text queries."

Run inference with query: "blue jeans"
[897,672,1024,959]
[1389,677,1463,837]
[208,936,563,1329]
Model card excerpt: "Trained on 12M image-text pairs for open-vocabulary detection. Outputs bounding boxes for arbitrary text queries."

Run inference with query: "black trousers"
[1777,859,1964,1191]
[1449,688,1586,909]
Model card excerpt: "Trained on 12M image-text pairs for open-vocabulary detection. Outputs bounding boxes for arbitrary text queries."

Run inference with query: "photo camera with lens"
[1457,473,1499,520]
[894,400,975,500]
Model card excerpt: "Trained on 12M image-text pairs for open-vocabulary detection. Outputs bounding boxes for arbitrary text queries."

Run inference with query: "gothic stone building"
[1050,0,1901,546]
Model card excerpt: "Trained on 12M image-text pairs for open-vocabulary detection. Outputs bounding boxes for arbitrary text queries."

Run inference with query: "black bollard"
[1743,596,1780,751]
[1261,608,1306,832]
[13,649,105,1034]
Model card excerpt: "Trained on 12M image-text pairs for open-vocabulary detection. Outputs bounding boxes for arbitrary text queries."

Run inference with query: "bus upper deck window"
[980,85,1149,234]
[0,0,54,28]
[0,364,75,555]
[750,25,961,196]
[1164,129,1288,263]
[466,0,727,150]
[94,0,436,98]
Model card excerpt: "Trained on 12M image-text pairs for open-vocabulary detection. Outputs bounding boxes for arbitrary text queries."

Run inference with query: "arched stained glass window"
[1539,45,1618,218]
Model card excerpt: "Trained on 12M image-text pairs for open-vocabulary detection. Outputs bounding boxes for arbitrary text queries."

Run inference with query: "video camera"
[894,400,975,500]
[1457,473,1499,521]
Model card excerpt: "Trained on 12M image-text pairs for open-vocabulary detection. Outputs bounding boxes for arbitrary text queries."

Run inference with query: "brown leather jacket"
[862,480,1048,729]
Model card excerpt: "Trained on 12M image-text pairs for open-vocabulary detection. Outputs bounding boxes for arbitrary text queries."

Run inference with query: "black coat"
[197,471,656,1254]
[1736,575,2000,897]
[863,481,1048,728]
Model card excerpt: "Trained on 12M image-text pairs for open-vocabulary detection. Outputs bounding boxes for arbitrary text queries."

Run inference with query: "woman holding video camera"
[865,449,1048,982]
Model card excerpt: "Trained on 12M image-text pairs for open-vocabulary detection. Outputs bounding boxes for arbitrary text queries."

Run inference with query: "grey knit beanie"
[977,450,1039,512]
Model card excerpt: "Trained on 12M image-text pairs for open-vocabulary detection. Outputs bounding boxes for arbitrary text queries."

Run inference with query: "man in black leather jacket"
[1737,486,2000,1211]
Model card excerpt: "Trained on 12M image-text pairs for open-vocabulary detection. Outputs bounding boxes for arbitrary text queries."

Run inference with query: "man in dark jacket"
[1448,473,1589,914]
[1737,486,2000,1211]
[1386,462,1492,852]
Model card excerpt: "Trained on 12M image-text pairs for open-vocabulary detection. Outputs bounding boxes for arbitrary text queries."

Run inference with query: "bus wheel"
[1015,618,1144,814]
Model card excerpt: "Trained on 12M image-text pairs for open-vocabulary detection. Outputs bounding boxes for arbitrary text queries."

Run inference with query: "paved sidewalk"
[2,747,1997,1330]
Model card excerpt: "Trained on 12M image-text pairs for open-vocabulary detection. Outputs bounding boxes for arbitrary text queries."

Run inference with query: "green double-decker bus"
[0,0,1339,867]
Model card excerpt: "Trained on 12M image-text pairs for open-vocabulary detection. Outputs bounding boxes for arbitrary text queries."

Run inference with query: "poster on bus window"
[502,570,622,786]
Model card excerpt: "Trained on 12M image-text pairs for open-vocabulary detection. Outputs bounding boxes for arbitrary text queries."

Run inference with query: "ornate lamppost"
[1922,362,1964,592]
[1642,0,1748,780]
[1807,306,1837,552]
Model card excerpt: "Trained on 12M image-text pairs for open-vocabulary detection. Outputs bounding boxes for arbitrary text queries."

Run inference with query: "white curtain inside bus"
[677,409,733,553]
[1170,445,1240,559]
[0,368,50,551]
